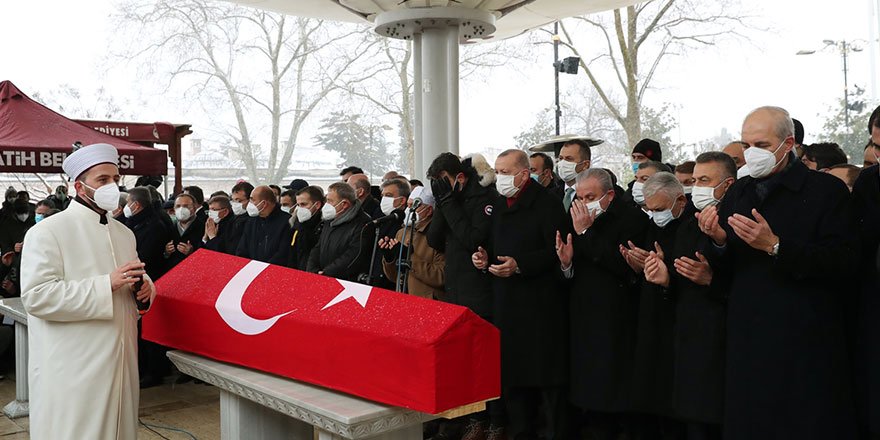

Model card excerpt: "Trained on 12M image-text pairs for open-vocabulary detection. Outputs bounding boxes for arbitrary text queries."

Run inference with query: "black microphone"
[370,209,405,226]
[409,198,422,211]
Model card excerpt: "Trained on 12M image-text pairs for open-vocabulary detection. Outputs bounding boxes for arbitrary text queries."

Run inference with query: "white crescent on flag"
[215,261,296,335]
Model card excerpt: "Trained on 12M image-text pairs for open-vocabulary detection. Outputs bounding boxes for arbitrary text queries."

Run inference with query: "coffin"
[142,249,500,414]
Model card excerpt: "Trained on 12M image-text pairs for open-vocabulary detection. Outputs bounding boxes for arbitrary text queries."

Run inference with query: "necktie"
[563,187,574,212]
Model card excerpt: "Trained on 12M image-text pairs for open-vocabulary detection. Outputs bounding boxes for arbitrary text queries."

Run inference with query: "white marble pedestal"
[168,350,461,440]
[0,298,28,418]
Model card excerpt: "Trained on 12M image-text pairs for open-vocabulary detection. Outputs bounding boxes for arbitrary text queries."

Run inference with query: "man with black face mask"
[425,152,501,439]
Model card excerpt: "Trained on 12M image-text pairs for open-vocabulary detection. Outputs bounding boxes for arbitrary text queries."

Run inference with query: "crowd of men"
[2,104,880,440]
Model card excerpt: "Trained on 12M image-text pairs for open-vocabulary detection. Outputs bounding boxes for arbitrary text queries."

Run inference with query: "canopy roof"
[231,0,639,40]
[0,81,168,176]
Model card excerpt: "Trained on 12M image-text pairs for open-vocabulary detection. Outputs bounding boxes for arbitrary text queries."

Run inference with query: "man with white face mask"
[289,186,324,271]
[380,185,445,299]
[235,185,292,265]
[625,172,690,437]
[556,168,648,439]
[629,161,667,210]
[368,179,411,287]
[20,142,154,440]
[473,149,569,439]
[642,154,736,437]
[203,195,240,255]
[699,106,858,439]
[307,182,373,280]
[163,193,204,271]
[554,140,592,211]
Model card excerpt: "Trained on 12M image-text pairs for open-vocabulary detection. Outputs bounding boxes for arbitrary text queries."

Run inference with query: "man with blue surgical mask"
[699,106,858,439]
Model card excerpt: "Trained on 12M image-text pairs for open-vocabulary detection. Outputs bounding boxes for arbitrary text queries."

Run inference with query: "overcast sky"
[1,0,878,162]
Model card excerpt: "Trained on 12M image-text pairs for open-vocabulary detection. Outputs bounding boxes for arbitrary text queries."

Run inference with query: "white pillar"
[446,26,460,157]
[374,7,495,179]
[220,390,312,440]
[420,26,453,175]
[413,34,424,179]
[3,321,28,418]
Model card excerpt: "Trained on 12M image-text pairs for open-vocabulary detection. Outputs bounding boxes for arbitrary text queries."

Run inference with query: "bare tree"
[552,0,752,147]
[115,0,376,183]
[341,32,538,174]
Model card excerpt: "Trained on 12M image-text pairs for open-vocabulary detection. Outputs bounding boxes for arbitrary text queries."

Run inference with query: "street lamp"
[797,39,864,129]
[552,21,579,136]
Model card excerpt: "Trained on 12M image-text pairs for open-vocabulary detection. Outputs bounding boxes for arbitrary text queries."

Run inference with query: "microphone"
[370,209,404,226]
[409,198,422,211]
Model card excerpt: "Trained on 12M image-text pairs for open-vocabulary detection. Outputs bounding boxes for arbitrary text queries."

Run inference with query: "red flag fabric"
[0,80,167,176]
[142,249,500,414]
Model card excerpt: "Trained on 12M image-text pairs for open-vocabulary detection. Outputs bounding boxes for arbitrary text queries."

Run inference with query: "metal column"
[419,26,454,178]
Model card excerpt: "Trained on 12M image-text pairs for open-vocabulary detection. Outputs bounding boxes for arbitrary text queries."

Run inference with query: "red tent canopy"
[0,80,167,176]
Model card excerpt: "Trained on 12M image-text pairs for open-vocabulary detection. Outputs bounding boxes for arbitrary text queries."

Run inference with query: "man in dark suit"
[473,149,568,439]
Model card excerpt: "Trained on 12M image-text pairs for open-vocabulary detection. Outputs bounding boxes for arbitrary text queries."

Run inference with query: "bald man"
[699,106,857,439]
[721,141,747,170]
[235,185,292,265]
[347,174,383,220]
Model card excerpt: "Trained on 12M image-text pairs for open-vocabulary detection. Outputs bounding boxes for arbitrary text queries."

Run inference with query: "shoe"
[139,375,162,389]
[485,425,507,440]
[461,419,488,440]
[174,374,193,384]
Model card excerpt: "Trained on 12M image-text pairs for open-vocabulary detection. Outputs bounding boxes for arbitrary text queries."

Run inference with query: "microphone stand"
[396,203,420,293]
[367,223,381,285]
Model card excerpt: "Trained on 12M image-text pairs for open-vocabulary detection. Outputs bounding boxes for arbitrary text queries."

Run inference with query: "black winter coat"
[203,214,239,255]
[568,196,648,412]
[125,207,173,280]
[629,216,684,418]
[426,178,497,319]
[852,165,880,433]
[670,216,727,424]
[307,202,373,281]
[716,158,857,439]
[488,180,568,388]
[235,206,292,266]
[165,217,205,271]
[289,212,322,271]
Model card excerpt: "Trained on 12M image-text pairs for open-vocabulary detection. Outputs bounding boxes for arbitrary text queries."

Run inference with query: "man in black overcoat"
[556,168,648,440]
[699,106,857,439]
[473,149,568,439]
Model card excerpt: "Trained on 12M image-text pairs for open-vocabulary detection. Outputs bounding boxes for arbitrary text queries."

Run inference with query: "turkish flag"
[142,249,500,414]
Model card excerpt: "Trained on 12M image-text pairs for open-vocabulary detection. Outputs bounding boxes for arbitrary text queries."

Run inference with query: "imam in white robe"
[21,200,142,440]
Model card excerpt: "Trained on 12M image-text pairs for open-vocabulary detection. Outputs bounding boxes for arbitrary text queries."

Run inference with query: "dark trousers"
[628,413,685,440]
[684,421,721,440]
[137,321,170,379]
[504,386,569,440]
[572,409,627,440]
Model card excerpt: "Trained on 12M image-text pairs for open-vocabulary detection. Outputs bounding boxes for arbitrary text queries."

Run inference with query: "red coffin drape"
[143,249,501,414]
[0,80,167,176]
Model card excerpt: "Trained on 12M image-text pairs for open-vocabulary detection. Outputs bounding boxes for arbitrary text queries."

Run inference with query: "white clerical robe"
[21,201,144,440]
